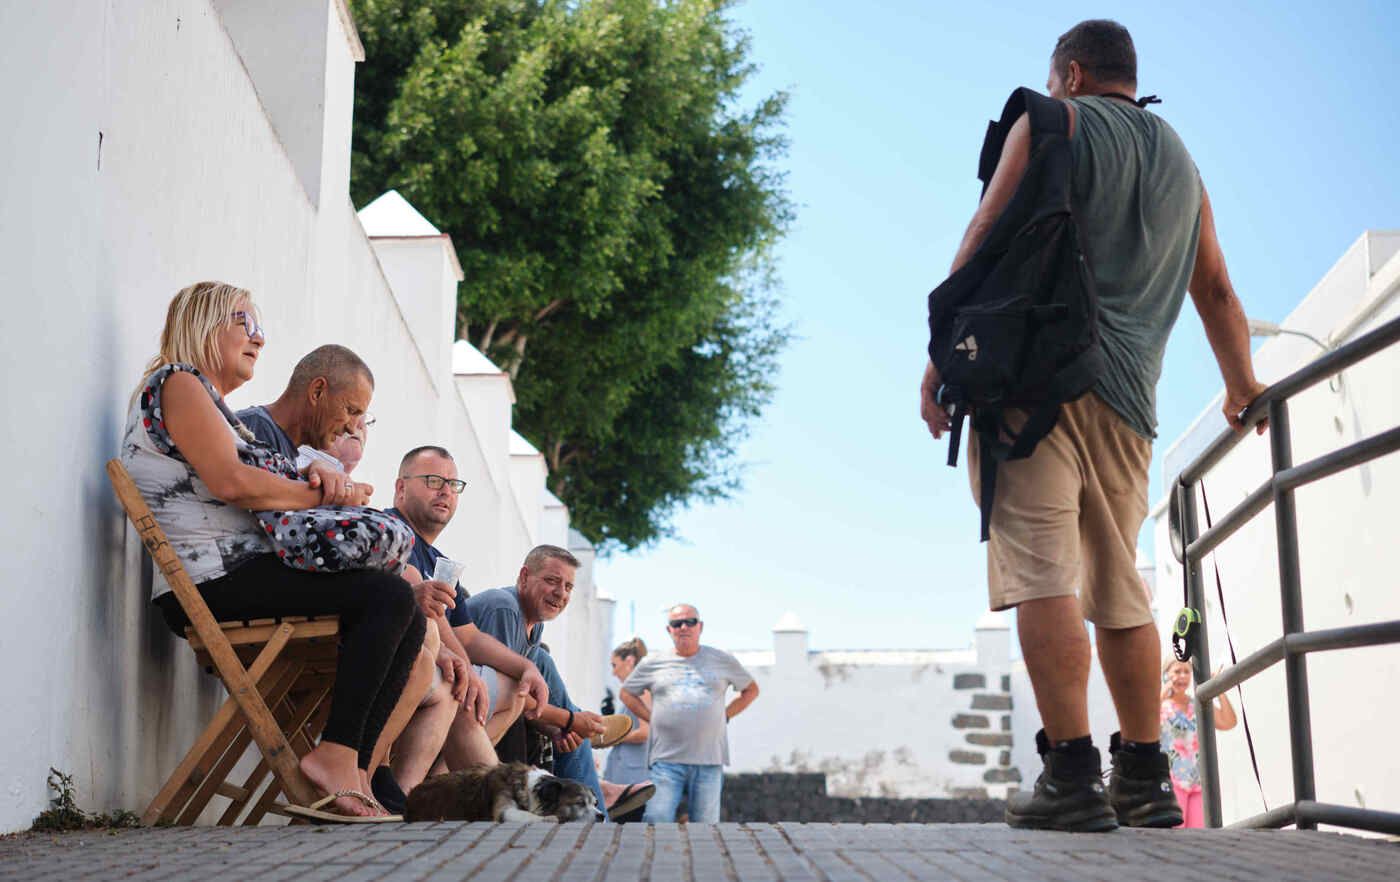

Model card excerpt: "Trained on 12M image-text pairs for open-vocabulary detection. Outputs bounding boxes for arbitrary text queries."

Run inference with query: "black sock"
[371,765,407,814]
[1122,739,1161,756]
[1051,734,1094,754]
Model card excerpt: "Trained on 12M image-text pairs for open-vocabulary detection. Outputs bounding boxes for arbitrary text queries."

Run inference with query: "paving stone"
[2,822,1398,881]
[966,733,1013,747]
[949,750,987,765]
[954,673,986,689]
[952,713,991,729]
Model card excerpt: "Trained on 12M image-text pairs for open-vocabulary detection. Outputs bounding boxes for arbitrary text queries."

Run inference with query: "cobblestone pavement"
[2,822,1397,881]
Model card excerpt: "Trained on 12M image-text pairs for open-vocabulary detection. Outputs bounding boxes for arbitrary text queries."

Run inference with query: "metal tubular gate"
[1170,312,1400,835]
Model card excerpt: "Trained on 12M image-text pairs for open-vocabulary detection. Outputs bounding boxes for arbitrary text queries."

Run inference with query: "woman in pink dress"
[1160,658,1237,827]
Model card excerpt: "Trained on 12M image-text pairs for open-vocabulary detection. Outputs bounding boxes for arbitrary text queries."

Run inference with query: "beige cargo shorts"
[968,392,1153,629]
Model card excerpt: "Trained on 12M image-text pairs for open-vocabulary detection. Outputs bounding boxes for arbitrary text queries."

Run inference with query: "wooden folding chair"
[107,459,341,825]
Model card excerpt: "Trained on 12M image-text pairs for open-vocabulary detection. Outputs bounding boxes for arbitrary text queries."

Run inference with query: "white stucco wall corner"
[213,0,333,208]
[453,339,505,376]
[510,429,541,458]
[330,0,366,62]
[359,190,464,284]
[359,189,442,236]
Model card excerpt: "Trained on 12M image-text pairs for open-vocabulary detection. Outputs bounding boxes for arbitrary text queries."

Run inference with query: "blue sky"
[595,1,1400,655]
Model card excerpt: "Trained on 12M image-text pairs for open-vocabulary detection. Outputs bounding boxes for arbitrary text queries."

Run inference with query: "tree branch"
[477,318,499,354]
[507,334,528,380]
[533,298,567,322]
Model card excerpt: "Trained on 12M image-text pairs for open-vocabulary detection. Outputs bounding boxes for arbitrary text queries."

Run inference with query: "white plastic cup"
[432,556,466,588]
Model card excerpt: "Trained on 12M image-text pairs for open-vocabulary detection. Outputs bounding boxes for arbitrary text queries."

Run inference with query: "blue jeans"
[528,647,607,819]
[643,762,723,823]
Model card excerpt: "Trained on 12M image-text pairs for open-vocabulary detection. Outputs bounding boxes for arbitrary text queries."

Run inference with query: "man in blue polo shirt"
[465,545,651,819]
[387,445,551,771]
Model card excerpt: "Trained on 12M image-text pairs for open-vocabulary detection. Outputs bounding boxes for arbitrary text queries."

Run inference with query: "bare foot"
[299,744,373,817]
[600,779,624,806]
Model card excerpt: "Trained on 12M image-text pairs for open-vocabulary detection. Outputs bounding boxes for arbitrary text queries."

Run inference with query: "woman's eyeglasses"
[407,474,467,494]
[231,311,267,341]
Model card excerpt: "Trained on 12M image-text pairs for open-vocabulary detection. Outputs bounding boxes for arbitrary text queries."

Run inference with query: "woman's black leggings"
[156,554,426,768]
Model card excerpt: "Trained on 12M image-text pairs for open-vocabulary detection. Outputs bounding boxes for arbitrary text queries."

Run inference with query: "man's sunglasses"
[231,310,267,341]
[406,474,467,494]
[668,618,700,629]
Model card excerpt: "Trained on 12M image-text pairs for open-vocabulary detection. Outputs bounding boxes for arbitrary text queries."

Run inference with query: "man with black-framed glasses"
[620,604,759,822]
[386,445,553,774]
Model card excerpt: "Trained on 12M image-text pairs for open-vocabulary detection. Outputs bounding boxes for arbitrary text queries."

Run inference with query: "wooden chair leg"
[286,689,332,757]
[217,684,329,825]
[176,660,304,825]
[141,625,296,825]
[245,691,333,826]
[213,695,297,827]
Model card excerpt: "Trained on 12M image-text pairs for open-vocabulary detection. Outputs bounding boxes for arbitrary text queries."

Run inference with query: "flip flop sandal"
[284,789,404,824]
[606,782,655,820]
[590,714,634,749]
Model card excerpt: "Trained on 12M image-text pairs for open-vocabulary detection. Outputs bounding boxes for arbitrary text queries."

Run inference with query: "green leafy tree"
[350,0,791,550]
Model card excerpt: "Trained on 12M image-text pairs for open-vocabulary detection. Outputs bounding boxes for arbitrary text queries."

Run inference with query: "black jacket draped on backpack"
[927,87,1105,541]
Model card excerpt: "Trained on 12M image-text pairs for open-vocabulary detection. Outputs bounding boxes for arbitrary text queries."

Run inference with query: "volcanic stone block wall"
[721,773,1005,823]
[945,673,1020,797]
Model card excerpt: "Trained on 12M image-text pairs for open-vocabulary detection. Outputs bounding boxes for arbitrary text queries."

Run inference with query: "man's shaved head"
[287,344,374,394]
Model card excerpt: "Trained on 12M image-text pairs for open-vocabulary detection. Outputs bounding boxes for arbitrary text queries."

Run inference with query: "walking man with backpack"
[921,19,1267,831]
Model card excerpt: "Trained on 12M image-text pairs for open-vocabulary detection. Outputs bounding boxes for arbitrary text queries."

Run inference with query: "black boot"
[1107,731,1183,828]
[1005,730,1117,832]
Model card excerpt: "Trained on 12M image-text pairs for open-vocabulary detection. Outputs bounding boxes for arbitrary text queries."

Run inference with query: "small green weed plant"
[31,768,140,832]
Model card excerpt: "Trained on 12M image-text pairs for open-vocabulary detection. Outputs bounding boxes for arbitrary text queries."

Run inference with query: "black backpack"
[927,87,1104,541]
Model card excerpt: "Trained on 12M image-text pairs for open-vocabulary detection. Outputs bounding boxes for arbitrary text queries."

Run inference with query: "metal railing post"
[1269,398,1318,829]
[1181,480,1223,827]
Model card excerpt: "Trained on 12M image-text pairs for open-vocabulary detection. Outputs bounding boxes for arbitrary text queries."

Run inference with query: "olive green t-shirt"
[1068,96,1203,439]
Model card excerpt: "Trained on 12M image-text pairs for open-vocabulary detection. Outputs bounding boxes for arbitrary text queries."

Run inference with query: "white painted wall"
[0,0,610,831]
[1151,231,1400,826]
[706,615,1019,799]
[213,0,332,205]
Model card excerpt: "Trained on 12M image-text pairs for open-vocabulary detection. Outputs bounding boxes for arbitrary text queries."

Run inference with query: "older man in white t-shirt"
[620,604,759,822]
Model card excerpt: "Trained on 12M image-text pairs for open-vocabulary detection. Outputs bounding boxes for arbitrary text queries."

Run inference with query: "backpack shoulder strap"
[1018,88,1070,138]
[978,88,1070,193]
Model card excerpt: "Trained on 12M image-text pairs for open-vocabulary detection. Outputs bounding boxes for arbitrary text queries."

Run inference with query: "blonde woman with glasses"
[123,281,428,821]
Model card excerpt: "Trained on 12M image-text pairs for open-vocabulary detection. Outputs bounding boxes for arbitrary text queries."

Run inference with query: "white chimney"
[975,610,1011,669]
[772,611,808,673]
